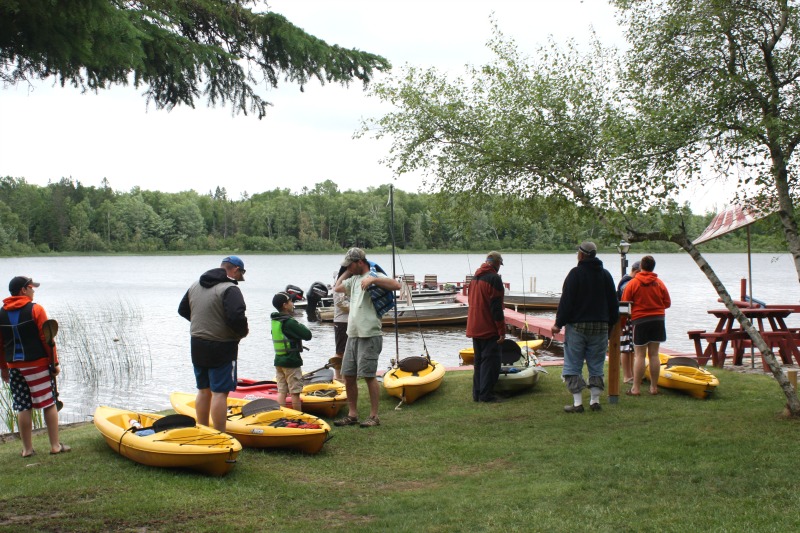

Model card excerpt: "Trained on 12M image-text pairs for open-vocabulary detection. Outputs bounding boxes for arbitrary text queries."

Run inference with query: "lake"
[1,251,798,427]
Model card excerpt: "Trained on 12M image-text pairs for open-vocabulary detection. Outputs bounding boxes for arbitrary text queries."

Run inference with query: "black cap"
[272,292,291,311]
[9,276,39,295]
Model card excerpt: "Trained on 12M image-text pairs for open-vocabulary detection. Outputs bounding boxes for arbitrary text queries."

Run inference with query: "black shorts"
[632,319,666,346]
[334,322,348,355]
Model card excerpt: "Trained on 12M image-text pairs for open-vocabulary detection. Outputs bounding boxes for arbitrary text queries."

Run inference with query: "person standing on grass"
[332,248,400,428]
[551,242,619,413]
[271,292,312,412]
[0,276,70,457]
[178,256,248,432]
[466,251,507,403]
[330,266,350,381]
[622,255,671,396]
[617,261,641,384]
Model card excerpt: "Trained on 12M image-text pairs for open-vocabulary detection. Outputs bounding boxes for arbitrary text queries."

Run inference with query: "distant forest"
[0,176,786,255]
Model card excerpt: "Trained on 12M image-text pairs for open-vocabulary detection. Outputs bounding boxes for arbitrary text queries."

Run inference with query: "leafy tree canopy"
[0,0,391,118]
[613,0,800,279]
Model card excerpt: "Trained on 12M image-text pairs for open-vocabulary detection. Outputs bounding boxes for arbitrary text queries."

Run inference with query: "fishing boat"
[502,291,561,311]
[495,339,547,393]
[644,353,720,399]
[169,392,331,454]
[296,286,457,310]
[318,300,468,326]
[383,357,446,404]
[231,367,347,418]
[93,406,242,477]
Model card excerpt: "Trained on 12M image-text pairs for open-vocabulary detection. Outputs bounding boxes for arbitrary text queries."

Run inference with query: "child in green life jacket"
[271,292,312,412]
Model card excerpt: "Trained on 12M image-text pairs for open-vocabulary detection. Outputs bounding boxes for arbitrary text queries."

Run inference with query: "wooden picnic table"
[687,307,800,370]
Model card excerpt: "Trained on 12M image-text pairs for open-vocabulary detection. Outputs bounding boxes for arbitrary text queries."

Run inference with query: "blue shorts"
[194,360,237,393]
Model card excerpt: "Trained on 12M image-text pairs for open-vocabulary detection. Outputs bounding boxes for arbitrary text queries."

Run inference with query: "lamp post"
[617,240,630,280]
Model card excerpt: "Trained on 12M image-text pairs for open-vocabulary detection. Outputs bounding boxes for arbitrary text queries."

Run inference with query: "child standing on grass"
[271,292,312,412]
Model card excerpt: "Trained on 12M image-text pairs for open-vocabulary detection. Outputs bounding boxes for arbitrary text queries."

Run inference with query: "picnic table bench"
[688,307,800,370]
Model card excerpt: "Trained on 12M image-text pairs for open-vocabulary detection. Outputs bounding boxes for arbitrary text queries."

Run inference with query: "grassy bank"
[1,369,798,532]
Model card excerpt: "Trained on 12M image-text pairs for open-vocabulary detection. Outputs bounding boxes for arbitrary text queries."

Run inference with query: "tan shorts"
[275,366,304,394]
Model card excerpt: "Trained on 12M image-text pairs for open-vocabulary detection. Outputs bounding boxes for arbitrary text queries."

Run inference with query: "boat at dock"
[502,291,560,310]
[317,300,468,326]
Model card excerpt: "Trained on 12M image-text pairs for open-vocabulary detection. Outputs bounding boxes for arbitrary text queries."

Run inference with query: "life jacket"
[271,315,303,356]
[366,261,396,318]
[0,302,47,363]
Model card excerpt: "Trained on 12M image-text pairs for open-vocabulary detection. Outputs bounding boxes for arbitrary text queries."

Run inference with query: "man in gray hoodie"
[178,256,248,431]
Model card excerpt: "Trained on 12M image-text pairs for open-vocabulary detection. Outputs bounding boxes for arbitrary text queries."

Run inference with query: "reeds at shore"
[1,296,151,432]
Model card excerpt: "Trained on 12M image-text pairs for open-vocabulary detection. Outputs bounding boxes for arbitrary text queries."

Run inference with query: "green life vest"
[271,315,302,356]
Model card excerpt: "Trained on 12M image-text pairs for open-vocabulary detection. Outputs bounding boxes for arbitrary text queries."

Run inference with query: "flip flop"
[625,390,641,396]
[22,450,36,458]
[649,391,659,396]
[50,443,71,455]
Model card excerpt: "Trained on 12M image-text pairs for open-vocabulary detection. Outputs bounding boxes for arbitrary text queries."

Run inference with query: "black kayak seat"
[499,339,523,365]
[151,414,196,432]
[398,356,430,373]
[665,356,700,369]
[241,398,281,417]
[304,367,334,384]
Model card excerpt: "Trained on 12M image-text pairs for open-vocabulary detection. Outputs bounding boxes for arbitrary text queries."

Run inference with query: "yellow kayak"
[645,353,720,399]
[231,378,348,418]
[93,406,241,477]
[383,357,445,404]
[459,339,544,366]
[169,392,331,454]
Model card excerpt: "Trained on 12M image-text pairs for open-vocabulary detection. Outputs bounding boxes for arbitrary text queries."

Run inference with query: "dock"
[455,293,564,343]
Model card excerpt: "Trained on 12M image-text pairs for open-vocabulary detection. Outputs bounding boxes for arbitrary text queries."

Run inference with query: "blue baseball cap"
[222,256,245,278]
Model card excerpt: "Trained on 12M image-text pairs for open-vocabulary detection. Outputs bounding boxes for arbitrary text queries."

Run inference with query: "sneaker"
[563,404,585,413]
[359,416,380,428]
[480,396,504,403]
[333,415,359,427]
[589,403,602,412]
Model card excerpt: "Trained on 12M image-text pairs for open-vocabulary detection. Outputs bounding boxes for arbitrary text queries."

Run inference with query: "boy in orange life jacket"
[0,276,70,457]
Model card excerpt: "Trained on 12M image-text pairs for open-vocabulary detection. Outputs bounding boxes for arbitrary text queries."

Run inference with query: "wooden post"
[788,370,798,390]
[608,319,621,404]
[609,302,631,405]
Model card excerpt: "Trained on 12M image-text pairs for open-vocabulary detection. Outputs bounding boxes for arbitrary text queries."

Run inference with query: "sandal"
[359,416,380,428]
[50,443,71,455]
[22,450,36,458]
[333,415,359,427]
[625,390,641,396]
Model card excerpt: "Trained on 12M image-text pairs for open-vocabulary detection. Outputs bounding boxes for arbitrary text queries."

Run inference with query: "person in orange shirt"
[621,256,672,396]
[0,276,70,457]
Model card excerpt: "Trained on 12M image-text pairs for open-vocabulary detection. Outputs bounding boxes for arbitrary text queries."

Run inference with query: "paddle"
[42,319,63,411]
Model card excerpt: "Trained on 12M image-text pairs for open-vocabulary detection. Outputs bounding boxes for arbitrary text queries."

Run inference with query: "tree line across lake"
[0,176,785,255]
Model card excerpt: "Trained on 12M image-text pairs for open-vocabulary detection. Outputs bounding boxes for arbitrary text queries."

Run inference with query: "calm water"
[1,251,798,426]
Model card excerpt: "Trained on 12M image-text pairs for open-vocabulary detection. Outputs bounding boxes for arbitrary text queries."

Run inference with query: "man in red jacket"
[466,251,506,403]
[0,276,70,457]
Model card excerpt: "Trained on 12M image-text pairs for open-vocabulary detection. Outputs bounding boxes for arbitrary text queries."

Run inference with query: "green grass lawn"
[1,368,799,532]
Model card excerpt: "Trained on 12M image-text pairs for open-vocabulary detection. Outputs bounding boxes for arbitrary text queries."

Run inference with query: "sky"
[0,0,729,213]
